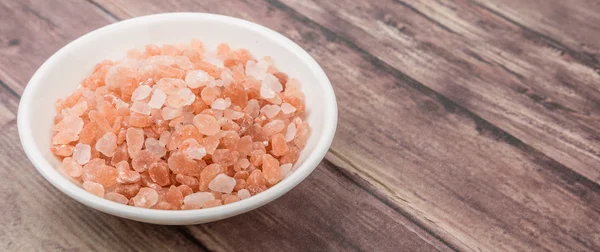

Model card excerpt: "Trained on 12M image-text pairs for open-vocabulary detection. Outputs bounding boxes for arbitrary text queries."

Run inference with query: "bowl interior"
[19,13,336,224]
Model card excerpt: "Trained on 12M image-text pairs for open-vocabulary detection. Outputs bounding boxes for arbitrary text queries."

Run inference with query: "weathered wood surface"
[1,0,599,251]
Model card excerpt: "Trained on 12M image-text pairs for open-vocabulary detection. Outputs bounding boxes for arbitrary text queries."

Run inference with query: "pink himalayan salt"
[212,149,239,167]
[262,120,285,137]
[203,199,223,208]
[148,89,167,109]
[280,102,297,114]
[183,192,215,209]
[162,106,183,120]
[65,100,88,117]
[95,132,117,157]
[73,143,91,165]
[131,101,151,115]
[193,114,220,135]
[53,115,84,135]
[132,188,159,208]
[131,85,152,101]
[260,104,280,118]
[237,136,253,157]
[105,192,129,204]
[263,73,283,92]
[166,186,184,208]
[245,60,269,80]
[223,109,244,120]
[176,174,199,188]
[285,122,297,142]
[244,99,260,118]
[199,164,222,191]
[166,88,195,108]
[211,98,231,110]
[201,86,220,105]
[61,157,82,177]
[185,146,206,160]
[158,131,171,146]
[145,137,166,157]
[126,127,144,158]
[280,163,293,177]
[168,151,201,176]
[237,189,251,200]
[237,158,250,170]
[202,136,220,155]
[185,70,214,88]
[271,133,289,157]
[116,162,141,184]
[132,150,159,173]
[53,40,311,210]
[148,161,171,186]
[294,122,311,149]
[51,144,75,157]
[83,181,104,197]
[262,154,282,186]
[208,174,236,193]
[223,194,241,205]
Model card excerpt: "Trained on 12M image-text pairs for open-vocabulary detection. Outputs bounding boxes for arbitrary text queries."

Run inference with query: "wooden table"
[1,0,599,251]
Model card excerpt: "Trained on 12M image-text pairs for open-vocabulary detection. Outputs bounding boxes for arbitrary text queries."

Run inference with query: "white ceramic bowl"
[17,13,337,225]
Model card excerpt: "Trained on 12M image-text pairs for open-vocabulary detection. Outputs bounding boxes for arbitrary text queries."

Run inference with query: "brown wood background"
[1,0,599,251]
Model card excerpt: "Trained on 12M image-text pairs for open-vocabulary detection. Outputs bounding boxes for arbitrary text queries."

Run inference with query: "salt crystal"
[131,101,151,115]
[280,103,297,114]
[53,115,84,135]
[95,132,117,157]
[244,99,260,118]
[262,154,282,185]
[132,188,159,208]
[185,147,207,160]
[263,73,283,92]
[148,89,166,109]
[220,70,234,86]
[162,106,183,120]
[193,114,220,135]
[158,131,171,147]
[174,56,193,69]
[67,101,88,116]
[83,181,105,197]
[73,143,91,165]
[285,122,297,142]
[280,163,293,177]
[237,158,250,169]
[145,137,166,157]
[260,82,276,99]
[105,192,129,204]
[126,127,145,158]
[211,98,231,110]
[62,157,83,177]
[183,192,215,209]
[262,120,285,137]
[185,70,214,88]
[237,189,251,200]
[208,174,236,193]
[132,85,152,101]
[245,60,269,80]
[260,104,281,118]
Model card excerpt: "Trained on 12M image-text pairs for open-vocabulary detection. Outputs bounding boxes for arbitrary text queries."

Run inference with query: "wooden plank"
[471,0,600,68]
[90,0,600,251]
[0,0,115,93]
[276,0,600,184]
[0,1,449,251]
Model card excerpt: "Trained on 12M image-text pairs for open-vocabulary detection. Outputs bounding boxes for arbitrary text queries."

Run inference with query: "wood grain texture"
[1,0,600,251]
[0,1,450,251]
[91,0,600,251]
[278,0,600,184]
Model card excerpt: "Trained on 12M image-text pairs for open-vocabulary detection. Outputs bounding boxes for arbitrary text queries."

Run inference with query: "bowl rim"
[17,12,337,224]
